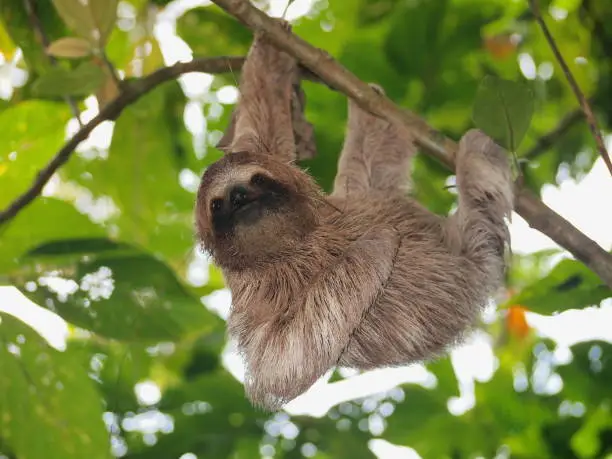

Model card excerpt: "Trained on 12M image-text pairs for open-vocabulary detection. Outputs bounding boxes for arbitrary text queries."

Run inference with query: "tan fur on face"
[194,29,513,411]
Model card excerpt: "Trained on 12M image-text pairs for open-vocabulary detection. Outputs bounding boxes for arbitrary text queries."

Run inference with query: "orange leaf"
[506,305,530,339]
[484,34,516,60]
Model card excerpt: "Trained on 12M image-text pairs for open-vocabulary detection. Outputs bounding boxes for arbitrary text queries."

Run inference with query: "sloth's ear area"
[216,20,316,162]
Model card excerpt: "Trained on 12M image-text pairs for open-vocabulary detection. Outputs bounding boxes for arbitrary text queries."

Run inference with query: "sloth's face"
[195,151,320,269]
[207,171,291,234]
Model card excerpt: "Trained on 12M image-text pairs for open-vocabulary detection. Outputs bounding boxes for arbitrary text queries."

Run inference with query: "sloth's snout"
[230,186,249,208]
[228,185,261,210]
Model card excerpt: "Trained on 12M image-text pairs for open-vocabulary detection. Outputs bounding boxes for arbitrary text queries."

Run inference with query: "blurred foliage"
[0,0,611,458]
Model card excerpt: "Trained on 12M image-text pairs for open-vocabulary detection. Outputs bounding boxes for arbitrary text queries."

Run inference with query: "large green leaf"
[0,101,71,208]
[505,259,612,315]
[15,238,218,342]
[0,313,111,459]
[472,75,535,152]
[0,198,104,275]
[64,84,196,264]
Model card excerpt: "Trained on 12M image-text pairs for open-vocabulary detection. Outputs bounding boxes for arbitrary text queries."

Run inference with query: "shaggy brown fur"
[195,28,513,411]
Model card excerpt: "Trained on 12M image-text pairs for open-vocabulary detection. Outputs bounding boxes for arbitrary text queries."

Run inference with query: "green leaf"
[62,84,196,263]
[556,341,612,407]
[46,36,93,58]
[0,0,71,75]
[338,34,407,102]
[72,339,155,413]
[51,0,118,45]
[51,0,97,43]
[505,259,611,315]
[0,198,104,274]
[16,238,219,342]
[472,75,535,152]
[411,154,455,216]
[123,371,262,459]
[571,404,612,458]
[32,61,105,97]
[0,313,111,459]
[27,237,133,257]
[177,6,251,56]
[383,0,449,78]
[90,0,118,45]
[0,101,71,207]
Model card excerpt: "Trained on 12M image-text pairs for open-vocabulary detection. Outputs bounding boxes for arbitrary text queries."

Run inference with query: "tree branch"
[0,56,325,226]
[207,0,612,287]
[0,55,327,226]
[528,0,612,176]
[2,2,612,290]
[0,57,244,225]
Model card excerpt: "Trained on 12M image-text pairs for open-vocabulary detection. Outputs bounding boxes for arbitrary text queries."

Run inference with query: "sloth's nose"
[229,186,250,208]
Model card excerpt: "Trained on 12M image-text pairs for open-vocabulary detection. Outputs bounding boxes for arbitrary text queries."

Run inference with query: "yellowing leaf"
[0,21,16,60]
[47,37,93,58]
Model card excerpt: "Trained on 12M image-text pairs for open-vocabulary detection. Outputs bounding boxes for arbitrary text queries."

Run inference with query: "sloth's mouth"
[234,198,261,214]
[213,191,287,234]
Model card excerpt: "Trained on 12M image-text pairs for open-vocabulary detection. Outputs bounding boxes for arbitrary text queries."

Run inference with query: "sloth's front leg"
[217,22,315,161]
[242,225,400,411]
[444,129,513,288]
[332,84,417,199]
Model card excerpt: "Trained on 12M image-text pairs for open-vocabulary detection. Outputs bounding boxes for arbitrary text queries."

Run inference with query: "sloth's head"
[195,151,321,270]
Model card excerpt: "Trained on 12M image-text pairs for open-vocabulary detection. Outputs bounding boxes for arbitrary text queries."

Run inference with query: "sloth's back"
[325,193,492,369]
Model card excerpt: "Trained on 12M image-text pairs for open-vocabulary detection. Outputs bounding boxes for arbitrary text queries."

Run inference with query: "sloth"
[195,29,513,411]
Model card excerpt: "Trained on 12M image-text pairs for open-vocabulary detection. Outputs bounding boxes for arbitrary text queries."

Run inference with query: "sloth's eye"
[250,173,267,186]
[210,199,223,213]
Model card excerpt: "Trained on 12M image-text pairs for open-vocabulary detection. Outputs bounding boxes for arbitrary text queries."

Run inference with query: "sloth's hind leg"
[332,85,416,198]
[445,129,513,290]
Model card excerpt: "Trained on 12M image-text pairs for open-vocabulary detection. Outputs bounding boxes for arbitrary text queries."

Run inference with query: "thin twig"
[524,106,584,161]
[208,0,612,287]
[528,0,612,176]
[100,50,123,89]
[23,0,83,126]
